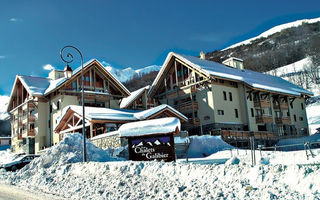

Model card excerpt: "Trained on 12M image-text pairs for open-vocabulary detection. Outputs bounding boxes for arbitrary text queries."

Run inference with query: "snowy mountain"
[223,17,320,50]
[0,95,9,120]
[104,63,161,83]
[206,17,320,73]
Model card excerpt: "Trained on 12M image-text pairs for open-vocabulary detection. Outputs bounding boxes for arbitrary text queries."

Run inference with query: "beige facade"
[8,59,130,154]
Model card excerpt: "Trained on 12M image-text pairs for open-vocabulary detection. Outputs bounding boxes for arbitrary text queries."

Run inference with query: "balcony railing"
[174,101,199,112]
[255,115,273,124]
[22,129,35,137]
[254,99,270,108]
[166,87,196,99]
[273,102,289,110]
[275,117,291,124]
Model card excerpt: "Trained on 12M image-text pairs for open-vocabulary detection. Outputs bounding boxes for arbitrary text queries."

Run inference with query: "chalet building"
[148,52,313,142]
[7,59,130,154]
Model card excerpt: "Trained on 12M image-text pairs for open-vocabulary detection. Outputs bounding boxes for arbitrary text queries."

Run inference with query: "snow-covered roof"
[120,86,150,109]
[119,117,180,137]
[134,104,188,121]
[150,52,313,96]
[55,104,187,131]
[18,75,51,96]
[66,105,137,121]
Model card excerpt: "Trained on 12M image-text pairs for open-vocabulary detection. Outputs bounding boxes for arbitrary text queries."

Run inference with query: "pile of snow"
[20,133,118,172]
[0,150,16,165]
[187,135,234,158]
[307,97,320,134]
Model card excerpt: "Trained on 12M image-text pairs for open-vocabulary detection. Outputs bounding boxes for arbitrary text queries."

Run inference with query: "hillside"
[206,18,320,72]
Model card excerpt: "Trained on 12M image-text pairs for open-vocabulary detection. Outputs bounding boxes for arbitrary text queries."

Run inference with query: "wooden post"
[93,68,96,91]
[90,123,93,139]
[174,60,178,87]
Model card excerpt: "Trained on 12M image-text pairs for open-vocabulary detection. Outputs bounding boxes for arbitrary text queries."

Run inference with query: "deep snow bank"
[19,133,119,173]
[187,135,233,158]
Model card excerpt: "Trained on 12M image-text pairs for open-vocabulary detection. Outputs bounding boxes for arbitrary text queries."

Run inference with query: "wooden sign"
[127,133,175,162]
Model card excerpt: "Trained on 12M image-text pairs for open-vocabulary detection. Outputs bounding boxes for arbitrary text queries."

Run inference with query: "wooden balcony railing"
[174,101,199,112]
[275,117,291,124]
[273,102,289,110]
[254,99,270,108]
[255,115,273,124]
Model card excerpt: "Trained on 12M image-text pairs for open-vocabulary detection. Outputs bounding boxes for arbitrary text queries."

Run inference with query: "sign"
[128,134,175,162]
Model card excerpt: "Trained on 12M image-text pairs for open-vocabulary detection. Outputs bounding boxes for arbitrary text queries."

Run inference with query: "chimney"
[200,51,206,60]
[222,57,244,70]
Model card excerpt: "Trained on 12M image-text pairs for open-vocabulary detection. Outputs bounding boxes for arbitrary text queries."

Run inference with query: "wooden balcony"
[275,117,291,124]
[254,99,270,108]
[29,115,35,123]
[166,87,196,99]
[220,130,275,140]
[255,115,273,124]
[174,101,199,112]
[273,102,289,110]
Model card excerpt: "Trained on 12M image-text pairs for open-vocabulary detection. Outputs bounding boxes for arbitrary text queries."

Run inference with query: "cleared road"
[0,184,64,200]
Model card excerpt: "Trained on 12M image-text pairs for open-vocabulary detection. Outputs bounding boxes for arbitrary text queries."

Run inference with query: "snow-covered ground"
[1,133,320,199]
[307,96,320,135]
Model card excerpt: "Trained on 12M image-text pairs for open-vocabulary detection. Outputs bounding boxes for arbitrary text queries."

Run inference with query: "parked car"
[0,154,39,171]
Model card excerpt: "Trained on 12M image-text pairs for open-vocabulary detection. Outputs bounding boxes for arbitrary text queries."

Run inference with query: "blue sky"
[1,0,320,96]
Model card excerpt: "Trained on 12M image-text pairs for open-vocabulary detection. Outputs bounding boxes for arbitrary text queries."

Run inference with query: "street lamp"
[60,45,87,162]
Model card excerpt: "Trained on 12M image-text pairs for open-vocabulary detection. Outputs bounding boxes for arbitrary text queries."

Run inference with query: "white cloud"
[0,95,10,120]
[9,18,23,22]
[43,64,55,71]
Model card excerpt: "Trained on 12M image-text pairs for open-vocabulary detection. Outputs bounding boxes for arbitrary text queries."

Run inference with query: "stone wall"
[91,133,128,149]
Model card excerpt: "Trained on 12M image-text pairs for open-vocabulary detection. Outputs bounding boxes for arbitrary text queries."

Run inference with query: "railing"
[255,115,273,124]
[275,117,291,124]
[273,102,289,109]
[174,101,198,112]
[253,99,270,108]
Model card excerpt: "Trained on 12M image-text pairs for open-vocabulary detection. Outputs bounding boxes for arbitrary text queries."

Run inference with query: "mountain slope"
[104,64,161,83]
[206,17,320,72]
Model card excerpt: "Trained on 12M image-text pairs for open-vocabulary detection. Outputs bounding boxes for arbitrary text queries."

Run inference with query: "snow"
[266,57,311,77]
[119,117,180,137]
[0,95,10,120]
[134,104,188,121]
[187,135,234,158]
[105,64,161,83]
[223,17,320,50]
[120,86,150,109]
[156,52,313,96]
[1,133,320,199]
[18,75,51,96]
[56,104,187,131]
[307,98,320,134]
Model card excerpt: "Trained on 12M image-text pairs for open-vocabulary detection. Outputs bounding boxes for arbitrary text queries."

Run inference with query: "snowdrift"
[187,135,234,158]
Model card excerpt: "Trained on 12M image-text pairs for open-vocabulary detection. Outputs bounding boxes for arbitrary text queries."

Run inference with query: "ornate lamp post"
[60,45,87,162]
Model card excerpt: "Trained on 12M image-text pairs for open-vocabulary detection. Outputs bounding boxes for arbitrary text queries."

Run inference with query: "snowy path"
[0,184,65,200]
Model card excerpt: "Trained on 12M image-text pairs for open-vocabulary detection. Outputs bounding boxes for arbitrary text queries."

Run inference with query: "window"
[301,103,304,110]
[229,92,233,101]
[72,82,77,90]
[299,117,303,121]
[235,109,238,118]
[223,91,227,101]
[218,110,224,115]
[57,101,60,110]
[50,105,52,113]
[251,108,254,117]
[294,114,297,122]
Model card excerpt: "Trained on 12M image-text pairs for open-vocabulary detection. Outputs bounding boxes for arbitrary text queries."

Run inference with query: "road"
[0,184,64,200]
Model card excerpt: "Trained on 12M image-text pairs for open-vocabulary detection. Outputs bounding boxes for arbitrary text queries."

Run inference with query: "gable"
[46,60,130,98]
[149,53,209,98]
